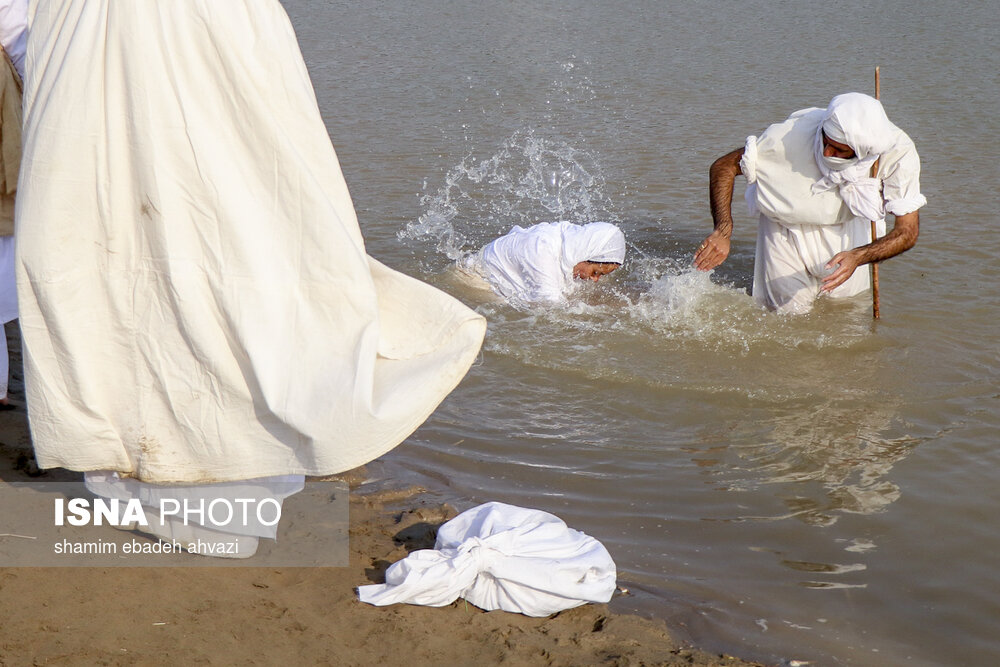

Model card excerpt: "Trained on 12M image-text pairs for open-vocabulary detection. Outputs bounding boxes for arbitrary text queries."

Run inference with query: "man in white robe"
[464,221,626,304]
[15,0,486,555]
[694,93,926,313]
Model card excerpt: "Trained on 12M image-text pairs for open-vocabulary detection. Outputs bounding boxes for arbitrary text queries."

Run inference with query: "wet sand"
[0,429,766,665]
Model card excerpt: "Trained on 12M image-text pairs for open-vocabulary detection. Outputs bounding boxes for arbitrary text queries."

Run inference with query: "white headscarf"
[559,221,626,268]
[811,93,894,223]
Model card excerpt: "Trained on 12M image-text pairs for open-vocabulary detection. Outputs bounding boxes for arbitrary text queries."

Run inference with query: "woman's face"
[572,261,619,282]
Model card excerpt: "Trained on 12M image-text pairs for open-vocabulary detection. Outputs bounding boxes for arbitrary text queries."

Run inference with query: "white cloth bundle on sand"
[358,502,617,617]
[16,0,485,483]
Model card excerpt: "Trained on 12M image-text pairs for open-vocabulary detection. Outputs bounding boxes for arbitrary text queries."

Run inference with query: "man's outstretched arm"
[694,148,743,271]
[821,210,920,292]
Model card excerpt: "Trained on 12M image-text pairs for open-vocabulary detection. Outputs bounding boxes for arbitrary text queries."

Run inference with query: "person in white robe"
[694,93,926,313]
[0,0,25,408]
[463,221,626,304]
[16,1,485,555]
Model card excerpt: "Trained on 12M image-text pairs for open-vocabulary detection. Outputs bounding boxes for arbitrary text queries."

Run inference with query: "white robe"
[16,0,485,483]
[471,221,625,304]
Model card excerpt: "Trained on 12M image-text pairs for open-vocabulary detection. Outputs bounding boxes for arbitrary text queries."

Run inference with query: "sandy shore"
[0,332,767,666]
[0,455,768,665]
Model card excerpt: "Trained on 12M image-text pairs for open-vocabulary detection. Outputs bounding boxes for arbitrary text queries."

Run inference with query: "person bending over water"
[694,93,925,314]
[463,221,625,304]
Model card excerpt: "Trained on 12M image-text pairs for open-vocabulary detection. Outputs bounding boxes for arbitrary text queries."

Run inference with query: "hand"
[821,250,862,293]
[693,231,730,271]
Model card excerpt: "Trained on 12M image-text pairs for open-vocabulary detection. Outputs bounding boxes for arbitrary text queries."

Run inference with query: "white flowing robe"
[16,1,485,483]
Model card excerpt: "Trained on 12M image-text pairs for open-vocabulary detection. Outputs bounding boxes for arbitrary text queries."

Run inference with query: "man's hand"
[694,230,731,271]
[821,249,863,292]
[696,148,743,272]
[822,210,920,293]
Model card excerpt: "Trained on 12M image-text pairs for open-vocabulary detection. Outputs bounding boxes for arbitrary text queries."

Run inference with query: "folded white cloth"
[358,502,617,617]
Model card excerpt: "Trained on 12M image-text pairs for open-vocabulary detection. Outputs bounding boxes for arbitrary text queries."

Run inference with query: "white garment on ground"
[358,502,617,617]
[16,1,485,482]
[472,221,625,303]
[741,96,925,312]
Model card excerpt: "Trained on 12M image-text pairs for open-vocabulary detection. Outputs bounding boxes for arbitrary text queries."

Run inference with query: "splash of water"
[402,125,876,372]
[400,129,618,261]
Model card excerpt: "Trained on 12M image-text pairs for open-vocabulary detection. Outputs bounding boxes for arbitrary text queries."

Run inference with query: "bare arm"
[821,210,920,292]
[694,148,743,271]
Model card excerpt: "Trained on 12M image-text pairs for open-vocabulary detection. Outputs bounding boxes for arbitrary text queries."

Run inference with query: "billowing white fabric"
[473,221,625,303]
[742,108,856,228]
[16,1,485,482]
[357,502,617,617]
[821,92,896,159]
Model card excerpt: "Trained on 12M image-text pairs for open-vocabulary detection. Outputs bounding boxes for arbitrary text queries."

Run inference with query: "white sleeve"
[880,132,927,217]
[740,135,760,216]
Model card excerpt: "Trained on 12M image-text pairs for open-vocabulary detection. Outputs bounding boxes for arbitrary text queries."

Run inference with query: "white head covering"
[811,93,894,222]
[559,221,626,268]
[821,92,895,158]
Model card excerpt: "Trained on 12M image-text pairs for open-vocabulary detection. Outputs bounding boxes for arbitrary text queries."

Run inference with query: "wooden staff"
[870,67,881,319]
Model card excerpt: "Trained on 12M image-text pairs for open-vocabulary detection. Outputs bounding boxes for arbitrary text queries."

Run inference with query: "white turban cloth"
[472,221,626,303]
[811,93,896,223]
[357,502,618,617]
[562,221,627,265]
